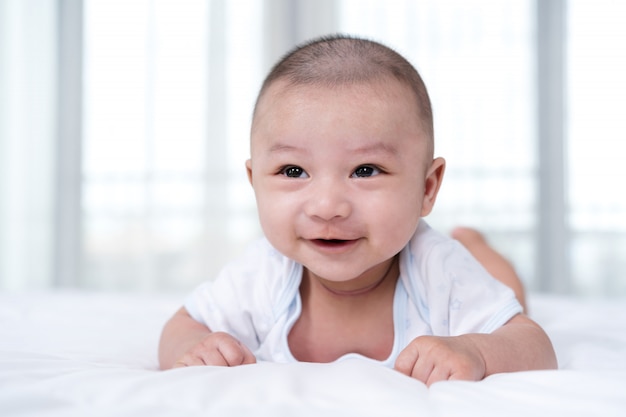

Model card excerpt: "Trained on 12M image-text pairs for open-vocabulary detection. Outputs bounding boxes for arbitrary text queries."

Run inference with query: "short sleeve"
[184,238,298,351]
[424,239,523,336]
[401,222,523,338]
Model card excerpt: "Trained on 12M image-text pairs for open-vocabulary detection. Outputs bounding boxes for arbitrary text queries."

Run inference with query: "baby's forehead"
[255,77,420,116]
[250,79,433,158]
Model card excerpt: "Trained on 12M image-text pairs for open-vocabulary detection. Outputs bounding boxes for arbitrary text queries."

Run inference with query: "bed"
[1,291,625,417]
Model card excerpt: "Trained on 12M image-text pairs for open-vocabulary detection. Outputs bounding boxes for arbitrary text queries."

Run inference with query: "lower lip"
[308,238,360,254]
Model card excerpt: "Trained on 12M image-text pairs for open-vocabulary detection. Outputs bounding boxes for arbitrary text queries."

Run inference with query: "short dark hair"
[253,34,434,144]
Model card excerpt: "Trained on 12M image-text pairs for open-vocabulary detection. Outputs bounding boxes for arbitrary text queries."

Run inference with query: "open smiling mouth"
[315,239,348,245]
[311,238,359,249]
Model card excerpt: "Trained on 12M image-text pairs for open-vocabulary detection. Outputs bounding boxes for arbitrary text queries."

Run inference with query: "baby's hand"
[394,335,486,386]
[173,331,256,368]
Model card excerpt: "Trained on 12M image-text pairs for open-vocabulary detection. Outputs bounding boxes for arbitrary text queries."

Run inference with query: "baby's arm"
[394,314,557,386]
[158,307,256,370]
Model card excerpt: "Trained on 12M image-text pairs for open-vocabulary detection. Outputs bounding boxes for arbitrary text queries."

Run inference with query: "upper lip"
[303,229,363,243]
[309,236,359,241]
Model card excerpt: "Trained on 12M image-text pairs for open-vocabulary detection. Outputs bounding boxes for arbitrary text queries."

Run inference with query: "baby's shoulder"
[405,221,460,263]
[216,237,301,300]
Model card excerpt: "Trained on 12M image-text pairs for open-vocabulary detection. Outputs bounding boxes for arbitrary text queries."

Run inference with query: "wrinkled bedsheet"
[1,291,625,417]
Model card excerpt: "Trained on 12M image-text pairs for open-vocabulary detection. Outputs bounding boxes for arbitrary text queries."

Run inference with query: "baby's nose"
[304,181,352,221]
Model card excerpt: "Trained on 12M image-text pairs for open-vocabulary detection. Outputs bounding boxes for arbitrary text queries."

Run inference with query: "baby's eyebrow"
[267,143,307,154]
[265,141,398,157]
[350,142,399,157]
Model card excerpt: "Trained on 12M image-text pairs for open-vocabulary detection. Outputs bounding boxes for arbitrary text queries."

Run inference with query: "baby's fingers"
[173,352,211,368]
[217,337,257,366]
[426,366,452,386]
[394,342,421,377]
[396,353,435,384]
[173,332,256,368]
[173,347,225,367]
[394,336,455,386]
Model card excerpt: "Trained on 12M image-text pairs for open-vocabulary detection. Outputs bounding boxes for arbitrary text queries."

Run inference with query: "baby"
[159,35,556,385]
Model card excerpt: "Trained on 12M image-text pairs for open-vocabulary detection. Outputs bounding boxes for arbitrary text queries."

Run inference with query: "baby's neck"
[287,264,399,363]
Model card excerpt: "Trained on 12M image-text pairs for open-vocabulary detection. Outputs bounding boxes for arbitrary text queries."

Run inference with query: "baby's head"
[246,35,445,286]
[252,35,434,158]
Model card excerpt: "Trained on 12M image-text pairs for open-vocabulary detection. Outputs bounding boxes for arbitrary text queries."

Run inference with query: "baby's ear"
[420,157,445,217]
[245,159,253,186]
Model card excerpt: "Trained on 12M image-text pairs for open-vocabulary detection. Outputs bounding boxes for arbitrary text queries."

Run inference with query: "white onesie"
[184,220,522,367]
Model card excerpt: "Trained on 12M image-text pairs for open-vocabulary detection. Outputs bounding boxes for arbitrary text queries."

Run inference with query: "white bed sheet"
[1,291,625,417]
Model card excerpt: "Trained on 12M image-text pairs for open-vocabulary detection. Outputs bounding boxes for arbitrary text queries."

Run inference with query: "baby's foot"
[450,226,487,250]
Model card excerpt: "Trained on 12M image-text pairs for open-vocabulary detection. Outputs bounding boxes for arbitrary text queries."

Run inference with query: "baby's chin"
[302,262,387,285]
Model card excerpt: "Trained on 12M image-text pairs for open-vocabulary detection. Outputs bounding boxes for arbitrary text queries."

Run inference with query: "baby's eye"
[280,165,309,178]
[351,165,381,178]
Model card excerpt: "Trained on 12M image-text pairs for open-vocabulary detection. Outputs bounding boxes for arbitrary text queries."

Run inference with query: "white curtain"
[81,0,265,291]
[0,0,58,290]
[1,0,625,296]
[567,0,626,295]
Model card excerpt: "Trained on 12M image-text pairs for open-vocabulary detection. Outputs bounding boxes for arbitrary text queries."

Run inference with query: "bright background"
[1,0,625,297]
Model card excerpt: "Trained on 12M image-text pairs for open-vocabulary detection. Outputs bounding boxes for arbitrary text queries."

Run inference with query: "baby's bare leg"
[451,227,527,312]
